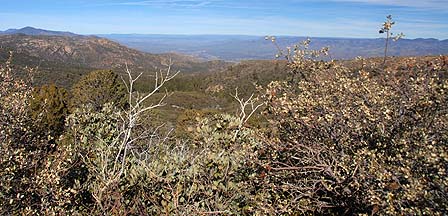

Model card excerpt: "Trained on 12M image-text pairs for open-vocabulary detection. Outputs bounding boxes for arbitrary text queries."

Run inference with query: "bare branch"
[231,88,266,140]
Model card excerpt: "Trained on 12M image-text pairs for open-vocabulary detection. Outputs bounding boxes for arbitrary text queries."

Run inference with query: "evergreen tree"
[30,84,69,137]
[70,70,127,111]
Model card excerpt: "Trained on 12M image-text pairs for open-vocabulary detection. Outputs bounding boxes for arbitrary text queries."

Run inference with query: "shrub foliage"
[256,52,447,214]
[0,42,447,215]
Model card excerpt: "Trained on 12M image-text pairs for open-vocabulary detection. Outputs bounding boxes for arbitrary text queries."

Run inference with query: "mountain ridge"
[2,27,447,61]
[0,26,79,37]
[0,33,230,87]
[100,34,448,60]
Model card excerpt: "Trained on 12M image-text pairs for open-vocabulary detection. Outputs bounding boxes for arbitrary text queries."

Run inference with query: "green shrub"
[175,109,219,138]
[39,106,261,214]
[70,70,127,111]
[30,84,69,137]
[131,113,261,214]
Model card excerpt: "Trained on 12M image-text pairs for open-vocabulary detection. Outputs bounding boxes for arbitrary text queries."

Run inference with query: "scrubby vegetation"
[1,32,447,215]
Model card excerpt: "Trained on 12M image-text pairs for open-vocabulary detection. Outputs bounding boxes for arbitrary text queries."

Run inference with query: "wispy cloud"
[328,0,448,10]
[2,0,446,38]
[111,0,213,7]
[109,0,271,10]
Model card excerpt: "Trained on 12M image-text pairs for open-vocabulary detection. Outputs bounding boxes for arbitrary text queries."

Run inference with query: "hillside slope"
[0,34,230,87]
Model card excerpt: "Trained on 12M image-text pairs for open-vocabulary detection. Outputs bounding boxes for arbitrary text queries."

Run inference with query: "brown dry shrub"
[254,46,448,214]
[0,52,57,213]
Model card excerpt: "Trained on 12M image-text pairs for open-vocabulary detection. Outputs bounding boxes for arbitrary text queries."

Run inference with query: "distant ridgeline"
[2,27,447,61]
[100,34,448,61]
[1,26,447,89]
[0,26,79,37]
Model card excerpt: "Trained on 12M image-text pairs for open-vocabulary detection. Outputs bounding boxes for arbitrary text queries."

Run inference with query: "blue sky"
[0,0,447,38]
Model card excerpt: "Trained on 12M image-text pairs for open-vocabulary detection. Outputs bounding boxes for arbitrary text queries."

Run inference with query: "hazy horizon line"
[1,26,447,40]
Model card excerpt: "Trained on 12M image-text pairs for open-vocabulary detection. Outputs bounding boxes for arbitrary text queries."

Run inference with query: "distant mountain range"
[2,27,447,61]
[101,34,448,61]
[0,26,79,37]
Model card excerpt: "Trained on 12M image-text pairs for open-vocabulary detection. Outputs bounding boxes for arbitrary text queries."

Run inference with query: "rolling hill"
[0,32,230,87]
